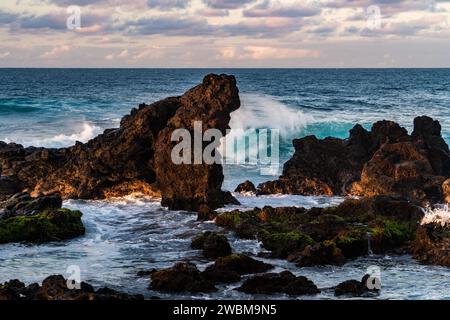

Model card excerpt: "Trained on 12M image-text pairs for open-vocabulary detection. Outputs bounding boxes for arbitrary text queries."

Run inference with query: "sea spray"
[2,122,102,148]
[421,204,450,227]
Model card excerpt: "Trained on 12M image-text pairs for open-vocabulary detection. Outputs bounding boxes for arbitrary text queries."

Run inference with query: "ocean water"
[1,68,450,299]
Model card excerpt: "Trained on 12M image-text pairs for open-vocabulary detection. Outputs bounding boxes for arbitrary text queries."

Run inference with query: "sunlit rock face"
[0,74,240,212]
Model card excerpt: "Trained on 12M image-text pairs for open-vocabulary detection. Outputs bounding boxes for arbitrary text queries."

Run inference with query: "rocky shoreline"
[1,74,450,299]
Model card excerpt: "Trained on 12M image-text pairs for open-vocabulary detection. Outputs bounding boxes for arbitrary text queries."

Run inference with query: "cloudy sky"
[0,0,449,67]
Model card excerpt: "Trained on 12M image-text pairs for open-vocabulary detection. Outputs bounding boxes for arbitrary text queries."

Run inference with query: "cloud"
[223,18,306,37]
[218,45,320,60]
[147,0,191,10]
[0,8,108,33]
[325,0,437,15]
[0,11,18,25]
[203,0,256,9]
[0,52,10,59]
[47,0,109,6]
[243,3,321,18]
[123,15,215,36]
[196,8,229,17]
[40,45,71,58]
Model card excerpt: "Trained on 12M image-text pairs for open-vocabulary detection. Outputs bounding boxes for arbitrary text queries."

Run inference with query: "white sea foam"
[220,94,313,170]
[2,122,102,148]
[41,122,102,148]
[421,204,450,227]
[230,93,313,136]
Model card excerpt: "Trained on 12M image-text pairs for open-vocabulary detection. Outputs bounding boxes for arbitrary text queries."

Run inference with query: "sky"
[0,0,449,67]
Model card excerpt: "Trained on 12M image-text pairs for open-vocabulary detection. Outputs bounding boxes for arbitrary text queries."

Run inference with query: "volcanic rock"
[234,180,257,194]
[0,74,240,212]
[237,271,320,296]
[0,193,85,243]
[257,116,450,204]
[411,224,450,267]
[203,254,273,276]
[191,231,232,259]
[0,275,143,300]
[215,196,423,264]
[334,275,380,297]
[150,262,217,293]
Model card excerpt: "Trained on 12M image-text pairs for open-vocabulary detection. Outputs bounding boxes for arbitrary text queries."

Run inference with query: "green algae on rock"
[214,196,423,265]
[0,208,85,243]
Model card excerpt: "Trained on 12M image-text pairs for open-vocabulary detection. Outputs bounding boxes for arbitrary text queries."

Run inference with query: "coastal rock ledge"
[258,116,450,205]
[0,74,240,212]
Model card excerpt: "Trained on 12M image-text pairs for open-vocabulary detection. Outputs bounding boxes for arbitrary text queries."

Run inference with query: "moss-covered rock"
[0,209,85,244]
[191,231,232,259]
[259,230,314,259]
[214,196,423,265]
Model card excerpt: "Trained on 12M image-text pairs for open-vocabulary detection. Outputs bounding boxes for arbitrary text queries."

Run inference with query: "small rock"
[234,181,256,194]
[203,253,273,276]
[150,262,217,293]
[334,275,379,297]
[295,241,345,267]
[237,271,320,296]
[191,231,232,259]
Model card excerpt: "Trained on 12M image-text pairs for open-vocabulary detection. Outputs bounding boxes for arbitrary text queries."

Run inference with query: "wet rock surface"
[215,196,423,264]
[0,193,85,243]
[257,116,450,205]
[411,224,450,267]
[237,271,320,296]
[234,180,257,194]
[334,275,380,297]
[0,275,143,300]
[150,262,217,293]
[204,254,273,276]
[0,74,240,212]
[191,231,232,259]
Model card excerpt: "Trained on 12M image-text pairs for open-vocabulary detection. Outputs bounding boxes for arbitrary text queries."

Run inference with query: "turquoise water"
[1,69,450,299]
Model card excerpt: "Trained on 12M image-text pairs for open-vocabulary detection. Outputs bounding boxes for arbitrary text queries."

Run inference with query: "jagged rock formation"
[0,275,143,300]
[0,74,240,211]
[257,116,450,205]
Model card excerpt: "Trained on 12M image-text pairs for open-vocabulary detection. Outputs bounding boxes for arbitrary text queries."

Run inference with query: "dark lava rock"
[234,180,256,194]
[334,275,380,297]
[0,176,21,201]
[0,74,241,212]
[443,178,450,203]
[203,254,273,277]
[294,241,345,267]
[215,197,423,264]
[202,269,241,284]
[0,193,85,244]
[191,231,232,259]
[237,271,320,296]
[411,223,450,267]
[257,116,450,205]
[150,262,217,293]
[0,275,143,300]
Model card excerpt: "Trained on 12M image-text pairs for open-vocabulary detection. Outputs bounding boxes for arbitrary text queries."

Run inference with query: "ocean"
[1,68,450,299]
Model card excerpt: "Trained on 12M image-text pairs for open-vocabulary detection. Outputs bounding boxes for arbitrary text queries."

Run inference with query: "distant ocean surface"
[1,68,450,300]
[1,68,450,190]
